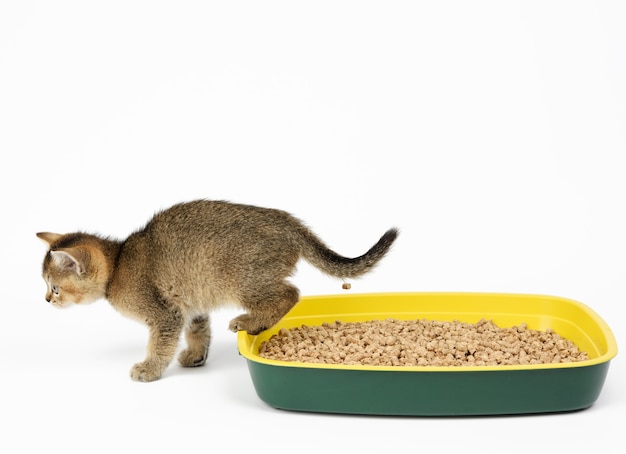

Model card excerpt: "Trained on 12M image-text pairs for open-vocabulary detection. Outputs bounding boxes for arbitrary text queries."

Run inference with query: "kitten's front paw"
[130,361,163,382]
[178,348,208,367]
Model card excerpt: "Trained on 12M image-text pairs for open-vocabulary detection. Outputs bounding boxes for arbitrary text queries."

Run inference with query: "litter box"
[237,292,617,416]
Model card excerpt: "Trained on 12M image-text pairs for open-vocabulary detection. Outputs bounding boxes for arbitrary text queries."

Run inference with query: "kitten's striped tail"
[299,227,398,279]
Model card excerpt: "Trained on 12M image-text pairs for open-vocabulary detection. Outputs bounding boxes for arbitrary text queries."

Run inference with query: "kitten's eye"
[52,285,59,295]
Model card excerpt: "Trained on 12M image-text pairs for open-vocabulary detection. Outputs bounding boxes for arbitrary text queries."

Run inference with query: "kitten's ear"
[37,232,63,247]
[50,249,84,275]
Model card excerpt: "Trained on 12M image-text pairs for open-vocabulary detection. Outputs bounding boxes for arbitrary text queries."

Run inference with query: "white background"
[1,1,624,452]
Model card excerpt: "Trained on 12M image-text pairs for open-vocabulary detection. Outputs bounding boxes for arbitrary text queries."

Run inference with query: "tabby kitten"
[37,200,398,382]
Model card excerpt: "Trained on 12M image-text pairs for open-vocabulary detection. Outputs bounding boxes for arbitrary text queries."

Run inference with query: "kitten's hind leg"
[178,315,211,367]
[229,282,299,335]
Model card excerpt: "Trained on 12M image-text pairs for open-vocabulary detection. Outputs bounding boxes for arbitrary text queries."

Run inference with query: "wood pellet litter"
[258,318,589,367]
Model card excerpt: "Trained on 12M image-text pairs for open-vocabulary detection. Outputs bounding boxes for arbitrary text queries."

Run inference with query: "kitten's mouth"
[48,299,72,309]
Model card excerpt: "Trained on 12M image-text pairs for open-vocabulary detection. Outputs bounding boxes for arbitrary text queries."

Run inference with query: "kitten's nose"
[45,295,51,303]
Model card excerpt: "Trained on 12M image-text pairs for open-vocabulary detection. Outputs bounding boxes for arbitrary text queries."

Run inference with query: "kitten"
[37,199,398,382]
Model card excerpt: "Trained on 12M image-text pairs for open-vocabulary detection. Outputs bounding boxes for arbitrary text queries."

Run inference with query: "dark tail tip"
[362,227,399,266]
[373,228,399,255]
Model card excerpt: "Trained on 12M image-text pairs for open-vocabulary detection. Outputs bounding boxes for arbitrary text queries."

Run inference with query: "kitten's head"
[36,232,110,308]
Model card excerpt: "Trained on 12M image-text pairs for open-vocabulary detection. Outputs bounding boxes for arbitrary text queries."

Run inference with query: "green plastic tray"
[237,292,617,416]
